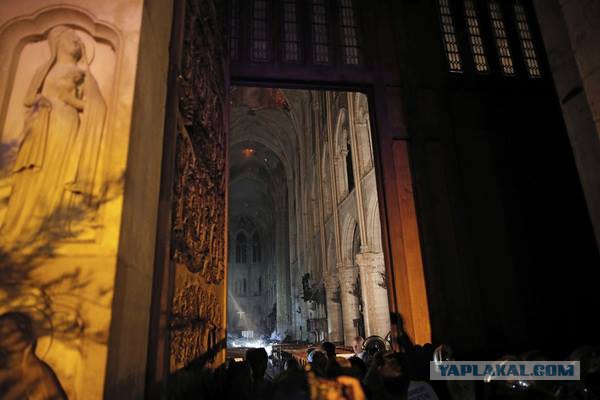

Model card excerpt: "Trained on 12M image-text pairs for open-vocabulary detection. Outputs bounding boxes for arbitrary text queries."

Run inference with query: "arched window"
[463,0,489,73]
[236,232,248,263]
[513,0,541,78]
[334,116,352,199]
[487,0,515,75]
[437,0,463,72]
[311,0,330,64]
[339,0,361,65]
[230,0,240,60]
[345,133,355,193]
[252,232,262,263]
[251,0,269,61]
[282,0,300,62]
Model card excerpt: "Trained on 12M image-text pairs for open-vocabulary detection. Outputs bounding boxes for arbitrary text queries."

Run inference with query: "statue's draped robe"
[1,28,106,245]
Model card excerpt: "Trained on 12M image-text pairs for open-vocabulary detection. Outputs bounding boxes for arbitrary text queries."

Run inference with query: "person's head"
[50,27,83,63]
[284,356,300,371]
[0,312,35,356]
[225,360,253,399]
[378,352,409,395]
[308,350,328,377]
[320,341,336,359]
[245,347,268,379]
[364,336,387,357]
[352,336,364,354]
[272,369,309,400]
[348,356,367,380]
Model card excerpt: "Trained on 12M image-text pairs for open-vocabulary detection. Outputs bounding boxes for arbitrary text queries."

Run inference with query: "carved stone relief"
[169,0,227,370]
[170,281,223,370]
[0,20,117,249]
[171,0,226,284]
[0,5,124,400]
[1,26,106,247]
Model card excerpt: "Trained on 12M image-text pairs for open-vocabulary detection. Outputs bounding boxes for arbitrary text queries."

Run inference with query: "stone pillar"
[291,265,305,340]
[356,252,391,338]
[276,209,290,337]
[325,275,344,342]
[300,288,310,341]
[558,0,600,139]
[532,0,600,249]
[338,264,361,345]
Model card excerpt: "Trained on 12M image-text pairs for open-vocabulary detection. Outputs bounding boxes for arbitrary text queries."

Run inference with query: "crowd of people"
[1,310,599,399]
[170,335,600,400]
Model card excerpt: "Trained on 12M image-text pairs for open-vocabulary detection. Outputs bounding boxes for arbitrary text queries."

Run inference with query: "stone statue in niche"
[0,26,106,246]
[0,311,67,399]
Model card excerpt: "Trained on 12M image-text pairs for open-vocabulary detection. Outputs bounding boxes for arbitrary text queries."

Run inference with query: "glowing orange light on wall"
[242,148,255,158]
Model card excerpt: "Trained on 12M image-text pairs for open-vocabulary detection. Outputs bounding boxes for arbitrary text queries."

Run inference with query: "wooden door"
[146,0,229,393]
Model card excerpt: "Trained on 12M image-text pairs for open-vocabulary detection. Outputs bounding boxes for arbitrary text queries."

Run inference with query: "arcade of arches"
[227,87,390,344]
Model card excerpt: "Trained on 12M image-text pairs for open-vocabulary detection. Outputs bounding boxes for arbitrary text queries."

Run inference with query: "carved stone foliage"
[171,0,226,284]
[170,282,223,369]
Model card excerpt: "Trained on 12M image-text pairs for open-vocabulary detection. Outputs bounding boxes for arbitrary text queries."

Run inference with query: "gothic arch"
[230,116,293,179]
[251,231,262,263]
[326,228,337,273]
[334,108,348,153]
[341,214,358,266]
[366,196,383,253]
[235,231,249,264]
[352,92,374,177]
[333,108,350,199]
[0,5,122,129]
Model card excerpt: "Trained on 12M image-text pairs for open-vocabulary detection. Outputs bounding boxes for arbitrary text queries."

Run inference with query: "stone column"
[532,0,600,250]
[325,275,344,342]
[276,209,290,337]
[338,264,361,345]
[355,252,391,338]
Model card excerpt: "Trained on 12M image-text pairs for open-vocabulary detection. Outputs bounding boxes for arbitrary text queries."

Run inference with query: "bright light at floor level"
[228,337,274,356]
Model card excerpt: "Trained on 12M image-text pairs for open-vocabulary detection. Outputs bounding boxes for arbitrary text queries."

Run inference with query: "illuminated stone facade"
[0,2,151,398]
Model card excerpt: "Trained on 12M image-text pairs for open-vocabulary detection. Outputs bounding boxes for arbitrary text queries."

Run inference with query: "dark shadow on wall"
[0,311,68,399]
[0,172,124,397]
[0,174,123,346]
[107,337,228,400]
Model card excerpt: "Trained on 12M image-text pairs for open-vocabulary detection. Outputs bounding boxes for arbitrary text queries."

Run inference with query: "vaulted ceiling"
[229,86,309,235]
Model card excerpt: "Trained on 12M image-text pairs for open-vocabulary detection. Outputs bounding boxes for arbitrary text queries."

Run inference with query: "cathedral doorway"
[226,86,392,350]
[146,1,431,390]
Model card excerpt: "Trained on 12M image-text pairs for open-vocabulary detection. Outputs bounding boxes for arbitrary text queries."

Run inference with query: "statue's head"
[0,311,35,355]
[48,26,83,62]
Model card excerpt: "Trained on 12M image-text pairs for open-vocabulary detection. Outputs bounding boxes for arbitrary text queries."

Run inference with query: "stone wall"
[0,1,174,398]
[533,0,600,250]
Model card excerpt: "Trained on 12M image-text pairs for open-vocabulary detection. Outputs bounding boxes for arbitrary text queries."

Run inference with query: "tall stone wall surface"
[533,0,600,249]
[0,1,150,398]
